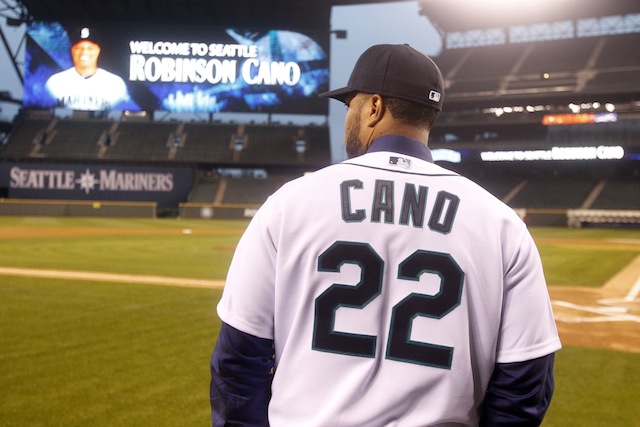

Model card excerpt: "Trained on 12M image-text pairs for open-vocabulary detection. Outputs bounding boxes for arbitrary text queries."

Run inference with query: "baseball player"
[45,27,129,111]
[210,44,561,426]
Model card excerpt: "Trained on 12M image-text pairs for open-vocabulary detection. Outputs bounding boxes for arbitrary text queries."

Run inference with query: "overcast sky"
[0,0,442,162]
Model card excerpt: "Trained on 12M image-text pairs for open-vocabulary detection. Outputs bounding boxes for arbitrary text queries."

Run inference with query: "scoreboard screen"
[23,21,330,115]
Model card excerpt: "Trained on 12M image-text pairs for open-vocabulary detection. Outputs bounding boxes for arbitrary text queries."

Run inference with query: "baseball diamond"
[0,218,639,427]
[2,2,640,425]
[1,228,638,353]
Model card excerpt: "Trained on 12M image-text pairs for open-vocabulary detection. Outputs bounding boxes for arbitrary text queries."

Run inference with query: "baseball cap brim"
[318,86,356,103]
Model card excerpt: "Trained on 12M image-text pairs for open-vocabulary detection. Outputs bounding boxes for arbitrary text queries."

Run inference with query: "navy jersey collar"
[366,135,433,163]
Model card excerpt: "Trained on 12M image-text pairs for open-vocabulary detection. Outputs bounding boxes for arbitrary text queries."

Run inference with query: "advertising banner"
[24,22,330,114]
[0,163,193,207]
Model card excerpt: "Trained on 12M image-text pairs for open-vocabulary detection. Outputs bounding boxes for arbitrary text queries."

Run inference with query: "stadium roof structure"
[13,0,400,29]
[418,0,640,32]
[413,0,640,116]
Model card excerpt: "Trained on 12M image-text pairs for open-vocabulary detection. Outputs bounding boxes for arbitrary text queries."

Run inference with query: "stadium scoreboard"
[23,21,330,114]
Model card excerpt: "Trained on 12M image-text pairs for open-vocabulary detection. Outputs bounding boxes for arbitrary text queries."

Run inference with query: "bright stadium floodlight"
[421,0,581,31]
[472,0,565,12]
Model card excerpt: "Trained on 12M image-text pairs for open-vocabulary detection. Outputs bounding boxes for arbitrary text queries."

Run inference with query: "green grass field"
[1,216,639,426]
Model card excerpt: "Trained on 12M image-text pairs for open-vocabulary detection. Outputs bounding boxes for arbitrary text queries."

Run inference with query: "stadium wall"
[0,162,193,210]
[0,198,156,218]
[179,202,258,220]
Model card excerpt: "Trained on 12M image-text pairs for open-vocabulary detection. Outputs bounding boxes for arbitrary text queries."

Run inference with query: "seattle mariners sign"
[1,163,192,207]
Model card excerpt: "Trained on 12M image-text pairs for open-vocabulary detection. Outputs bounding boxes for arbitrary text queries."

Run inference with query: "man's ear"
[365,94,385,128]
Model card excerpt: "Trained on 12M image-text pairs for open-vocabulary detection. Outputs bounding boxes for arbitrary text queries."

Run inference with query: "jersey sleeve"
[496,226,562,364]
[217,197,279,340]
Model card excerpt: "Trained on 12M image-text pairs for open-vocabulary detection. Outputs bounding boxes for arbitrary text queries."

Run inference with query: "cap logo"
[429,90,441,103]
[80,27,91,39]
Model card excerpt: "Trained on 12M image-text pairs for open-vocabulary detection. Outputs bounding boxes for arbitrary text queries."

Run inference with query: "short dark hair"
[383,97,440,130]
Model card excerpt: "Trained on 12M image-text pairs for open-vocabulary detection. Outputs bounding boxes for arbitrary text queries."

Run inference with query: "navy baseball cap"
[70,26,101,46]
[320,44,444,111]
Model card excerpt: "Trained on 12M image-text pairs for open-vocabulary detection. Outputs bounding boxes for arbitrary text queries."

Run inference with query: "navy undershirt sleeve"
[210,322,275,427]
[479,353,556,426]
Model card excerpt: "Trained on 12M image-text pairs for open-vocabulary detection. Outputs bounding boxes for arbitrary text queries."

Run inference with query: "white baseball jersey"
[45,67,129,110]
[218,137,561,426]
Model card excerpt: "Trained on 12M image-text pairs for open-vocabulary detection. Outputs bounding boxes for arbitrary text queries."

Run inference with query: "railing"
[567,209,640,228]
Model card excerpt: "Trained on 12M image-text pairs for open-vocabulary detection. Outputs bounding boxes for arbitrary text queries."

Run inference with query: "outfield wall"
[0,163,193,209]
[3,198,639,228]
[178,202,258,220]
[521,208,640,228]
[0,198,157,218]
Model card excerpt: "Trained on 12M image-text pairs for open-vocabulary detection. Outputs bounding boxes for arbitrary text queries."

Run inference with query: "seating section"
[591,179,640,210]
[0,118,51,158]
[188,174,222,203]
[435,33,640,98]
[3,115,638,213]
[471,175,523,201]
[430,122,547,145]
[103,121,178,161]
[583,69,640,93]
[593,33,640,68]
[547,122,640,147]
[451,166,638,211]
[39,119,111,159]
[174,123,237,163]
[508,177,599,209]
[187,171,640,212]
[237,125,328,166]
[451,43,525,80]
[1,117,331,168]
[221,177,283,205]
[517,38,597,75]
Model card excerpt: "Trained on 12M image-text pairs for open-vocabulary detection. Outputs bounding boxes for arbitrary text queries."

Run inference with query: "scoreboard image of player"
[23,21,330,114]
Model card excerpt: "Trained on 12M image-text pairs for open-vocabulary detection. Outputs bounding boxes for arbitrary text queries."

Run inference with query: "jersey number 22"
[313,241,464,369]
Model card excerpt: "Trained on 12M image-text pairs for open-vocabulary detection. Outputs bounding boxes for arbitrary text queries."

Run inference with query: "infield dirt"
[1,258,638,353]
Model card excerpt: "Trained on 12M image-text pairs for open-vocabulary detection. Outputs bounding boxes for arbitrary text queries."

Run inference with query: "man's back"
[217,138,560,426]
